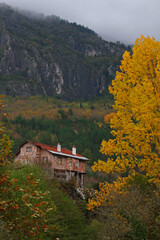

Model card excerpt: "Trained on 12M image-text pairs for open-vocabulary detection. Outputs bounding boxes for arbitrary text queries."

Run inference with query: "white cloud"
[1,0,160,44]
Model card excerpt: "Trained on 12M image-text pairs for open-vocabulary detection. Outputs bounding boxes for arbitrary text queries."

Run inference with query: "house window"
[57,158,62,165]
[76,161,79,168]
[68,161,72,167]
[42,157,48,164]
[26,146,31,152]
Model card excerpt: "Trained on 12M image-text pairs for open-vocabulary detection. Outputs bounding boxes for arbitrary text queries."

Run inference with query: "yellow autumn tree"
[88,36,160,211]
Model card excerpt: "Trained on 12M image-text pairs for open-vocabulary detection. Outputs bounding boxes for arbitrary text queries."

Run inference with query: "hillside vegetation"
[0,163,101,240]
[4,95,114,169]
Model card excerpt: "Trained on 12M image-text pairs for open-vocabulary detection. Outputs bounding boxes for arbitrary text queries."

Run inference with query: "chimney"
[72,145,76,155]
[57,143,61,152]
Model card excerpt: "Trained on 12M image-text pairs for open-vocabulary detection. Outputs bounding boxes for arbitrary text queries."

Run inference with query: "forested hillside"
[4,95,113,167]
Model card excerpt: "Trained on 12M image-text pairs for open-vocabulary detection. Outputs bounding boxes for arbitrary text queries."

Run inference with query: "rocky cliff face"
[0,4,130,100]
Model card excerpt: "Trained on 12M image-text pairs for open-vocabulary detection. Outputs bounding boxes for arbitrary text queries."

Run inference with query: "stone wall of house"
[15,142,86,173]
[15,142,39,165]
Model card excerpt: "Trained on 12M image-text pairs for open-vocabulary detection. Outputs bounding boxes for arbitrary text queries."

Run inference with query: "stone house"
[14,140,88,187]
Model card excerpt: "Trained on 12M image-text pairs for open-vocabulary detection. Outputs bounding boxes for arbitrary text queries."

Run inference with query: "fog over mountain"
[1,0,160,44]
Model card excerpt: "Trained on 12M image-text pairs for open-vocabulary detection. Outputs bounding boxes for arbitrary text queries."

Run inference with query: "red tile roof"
[18,140,88,160]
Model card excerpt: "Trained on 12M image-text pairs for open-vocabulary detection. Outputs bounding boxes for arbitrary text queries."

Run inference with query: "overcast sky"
[1,0,160,44]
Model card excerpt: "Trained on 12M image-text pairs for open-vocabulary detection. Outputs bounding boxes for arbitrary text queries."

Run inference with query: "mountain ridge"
[0,4,130,100]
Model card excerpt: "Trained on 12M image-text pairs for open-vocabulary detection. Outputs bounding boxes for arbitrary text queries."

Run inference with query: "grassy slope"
[48,180,88,240]
[7,165,99,240]
[4,94,113,121]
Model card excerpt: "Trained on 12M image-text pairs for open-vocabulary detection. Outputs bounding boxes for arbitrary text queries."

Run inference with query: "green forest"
[4,94,113,166]
[11,115,111,165]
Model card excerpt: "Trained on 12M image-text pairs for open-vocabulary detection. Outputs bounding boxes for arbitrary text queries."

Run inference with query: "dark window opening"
[26,146,31,152]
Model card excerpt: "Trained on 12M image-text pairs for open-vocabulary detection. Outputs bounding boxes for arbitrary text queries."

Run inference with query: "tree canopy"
[88,35,160,210]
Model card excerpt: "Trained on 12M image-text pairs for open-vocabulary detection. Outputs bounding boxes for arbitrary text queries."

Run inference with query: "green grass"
[1,164,99,240]
[48,180,88,240]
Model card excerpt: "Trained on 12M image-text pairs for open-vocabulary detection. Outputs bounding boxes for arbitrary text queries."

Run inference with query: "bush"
[0,164,57,240]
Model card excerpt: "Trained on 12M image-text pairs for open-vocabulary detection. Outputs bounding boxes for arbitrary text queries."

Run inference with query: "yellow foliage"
[104,112,116,123]
[88,35,160,210]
